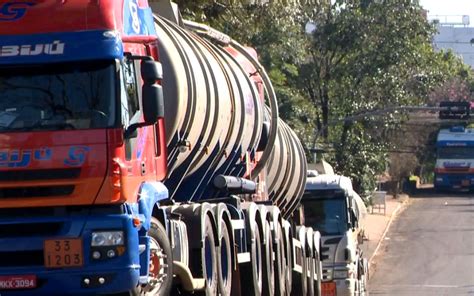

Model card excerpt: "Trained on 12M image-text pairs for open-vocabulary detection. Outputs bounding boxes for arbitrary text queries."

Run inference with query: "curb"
[368,198,409,275]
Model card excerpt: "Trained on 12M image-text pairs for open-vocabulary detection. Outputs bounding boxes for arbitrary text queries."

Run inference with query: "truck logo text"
[0,2,37,21]
[443,161,471,168]
[0,40,65,57]
[64,146,90,167]
[128,0,141,34]
[0,147,51,168]
[0,146,89,168]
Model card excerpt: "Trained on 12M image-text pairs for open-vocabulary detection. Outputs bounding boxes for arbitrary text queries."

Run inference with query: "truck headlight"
[91,231,124,246]
[333,270,349,279]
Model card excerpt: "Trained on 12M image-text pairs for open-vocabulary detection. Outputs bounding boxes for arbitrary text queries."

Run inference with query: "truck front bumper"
[0,209,144,295]
[0,267,140,296]
[434,174,474,191]
[321,279,356,296]
[334,278,356,296]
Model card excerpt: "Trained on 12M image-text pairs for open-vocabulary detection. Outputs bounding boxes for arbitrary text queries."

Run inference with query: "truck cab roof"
[305,174,353,193]
[305,173,368,220]
[0,0,157,65]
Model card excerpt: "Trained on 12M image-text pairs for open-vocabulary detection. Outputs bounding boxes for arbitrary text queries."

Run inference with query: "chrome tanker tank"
[153,14,306,217]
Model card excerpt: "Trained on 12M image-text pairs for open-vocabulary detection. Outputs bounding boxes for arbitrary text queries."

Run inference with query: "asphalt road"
[369,193,474,295]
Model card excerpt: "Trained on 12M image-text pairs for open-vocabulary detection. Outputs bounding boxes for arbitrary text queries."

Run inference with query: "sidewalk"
[360,194,409,274]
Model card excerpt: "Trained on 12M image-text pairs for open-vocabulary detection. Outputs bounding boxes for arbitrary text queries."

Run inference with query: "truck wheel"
[362,278,369,296]
[307,257,315,296]
[301,251,308,296]
[217,220,232,296]
[107,218,172,296]
[274,223,286,296]
[263,221,275,296]
[241,224,263,295]
[314,259,322,296]
[292,247,307,296]
[283,227,292,296]
[195,214,219,296]
[137,217,173,296]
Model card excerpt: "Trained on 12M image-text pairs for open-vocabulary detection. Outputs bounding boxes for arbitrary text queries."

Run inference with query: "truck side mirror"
[124,58,164,139]
[141,60,164,124]
[141,59,163,81]
[142,84,164,124]
[350,209,358,230]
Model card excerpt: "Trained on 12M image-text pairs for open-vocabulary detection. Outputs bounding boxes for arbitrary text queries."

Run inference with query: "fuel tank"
[267,118,307,218]
[154,16,263,179]
[153,14,306,216]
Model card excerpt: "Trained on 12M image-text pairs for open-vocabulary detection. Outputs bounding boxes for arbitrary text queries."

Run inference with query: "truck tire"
[291,246,307,296]
[274,222,286,296]
[314,259,322,296]
[132,217,173,296]
[108,218,173,296]
[194,214,219,296]
[148,218,173,295]
[283,226,292,296]
[360,258,369,296]
[307,256,315,296]
[263,221,275,296]
[217,219,232,296]
[241,224,263,296]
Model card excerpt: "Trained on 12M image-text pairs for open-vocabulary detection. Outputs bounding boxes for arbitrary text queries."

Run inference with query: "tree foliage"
[176,0,474,196]
[299,0,473,194]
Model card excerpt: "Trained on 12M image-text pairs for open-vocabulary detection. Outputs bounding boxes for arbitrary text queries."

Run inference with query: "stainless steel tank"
[153,15,306,216]
[266,117,307,217]
[154,16,263,178]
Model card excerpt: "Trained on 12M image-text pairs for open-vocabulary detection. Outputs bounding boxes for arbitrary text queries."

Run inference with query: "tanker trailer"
[0,0,318,295]
[142,2,323,295]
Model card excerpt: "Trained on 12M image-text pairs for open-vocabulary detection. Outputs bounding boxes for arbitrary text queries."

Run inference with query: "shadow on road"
[408,186,474,199]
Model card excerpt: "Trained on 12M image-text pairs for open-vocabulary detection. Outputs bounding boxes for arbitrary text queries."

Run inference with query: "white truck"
[302,172,369,296]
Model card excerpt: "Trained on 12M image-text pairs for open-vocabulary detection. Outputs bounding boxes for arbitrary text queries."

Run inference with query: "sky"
[419,0,474,26]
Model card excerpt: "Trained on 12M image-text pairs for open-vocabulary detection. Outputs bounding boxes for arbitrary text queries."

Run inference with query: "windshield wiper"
[35,122,76,130]
[0,121,76,131]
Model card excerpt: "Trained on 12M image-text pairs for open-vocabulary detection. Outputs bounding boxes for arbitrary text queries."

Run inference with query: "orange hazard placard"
[44,238,84,268]
[321,281,337,296]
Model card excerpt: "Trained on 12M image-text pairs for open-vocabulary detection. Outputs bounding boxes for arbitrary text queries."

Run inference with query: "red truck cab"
[0,0,168,294]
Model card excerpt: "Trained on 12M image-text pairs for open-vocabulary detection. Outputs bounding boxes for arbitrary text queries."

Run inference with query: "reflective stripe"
[231,219,245,230]
[237,252,251,263]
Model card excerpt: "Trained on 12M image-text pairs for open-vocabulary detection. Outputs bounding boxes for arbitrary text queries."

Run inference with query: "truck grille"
[0,250,44,267]
[0,222,63,238]
[322,268,332,280]
[0,185,75,198]
[445,167,469,172]
[0,168,81,181]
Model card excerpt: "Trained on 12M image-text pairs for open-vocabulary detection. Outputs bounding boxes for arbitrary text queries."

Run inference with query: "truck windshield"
[0,60,116,131]
[302,194,348,235]
[438,147,474,159]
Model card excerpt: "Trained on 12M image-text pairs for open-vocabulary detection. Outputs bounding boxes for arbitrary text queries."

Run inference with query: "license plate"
[44,238,83,268]
[0,275,36,290]
[321,282,337,296]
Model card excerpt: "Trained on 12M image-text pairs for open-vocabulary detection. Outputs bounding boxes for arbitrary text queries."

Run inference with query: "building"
[430,15,474,68]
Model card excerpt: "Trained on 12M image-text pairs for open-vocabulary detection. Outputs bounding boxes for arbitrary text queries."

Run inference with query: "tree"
[299,0,473,194]
[426,50,474,104]
[175,0,474,195]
